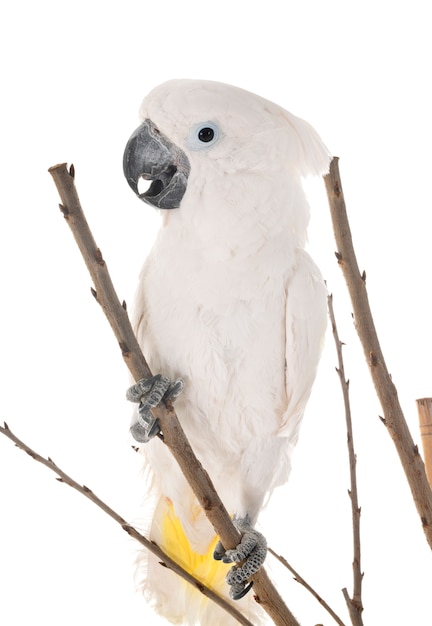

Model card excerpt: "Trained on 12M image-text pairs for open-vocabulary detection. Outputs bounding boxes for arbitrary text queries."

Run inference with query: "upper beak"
[123,119,190,209]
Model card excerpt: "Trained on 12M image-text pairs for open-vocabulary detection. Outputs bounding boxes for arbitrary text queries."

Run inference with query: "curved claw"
[213,540,225,561]
[230,581,254,600]
[214,516,267,600]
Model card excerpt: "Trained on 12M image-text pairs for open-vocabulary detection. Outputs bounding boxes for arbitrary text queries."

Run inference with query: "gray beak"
[123,119,190,209]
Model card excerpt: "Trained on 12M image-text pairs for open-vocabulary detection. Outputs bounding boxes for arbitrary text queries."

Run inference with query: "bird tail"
[135,495,266,626]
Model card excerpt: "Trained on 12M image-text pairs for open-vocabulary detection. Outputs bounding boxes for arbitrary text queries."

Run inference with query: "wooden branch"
[48,163,300,626]
[268,548,347,626]
[0,422,253,626]
[416,398,432,487]
[327,295,364,626]
[324,158,432,549]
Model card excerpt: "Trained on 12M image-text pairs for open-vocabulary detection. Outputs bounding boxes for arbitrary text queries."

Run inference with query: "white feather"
[131,79,331,625]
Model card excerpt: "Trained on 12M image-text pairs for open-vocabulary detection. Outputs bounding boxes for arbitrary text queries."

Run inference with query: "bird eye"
[198,127,214,142]
[187,121,221,151]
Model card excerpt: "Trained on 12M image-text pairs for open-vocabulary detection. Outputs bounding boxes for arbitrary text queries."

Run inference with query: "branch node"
[69,163,75,179]
[333,179,342,196]
[361,270,366,282]
[119,341,130,357]
[195,581,206,594]
[95,248,105,266]
[369,351,378,367]
[335,251,343,263]
[122,300,127,311]
[59,203,69,218]
[90,287,98,300]
[202,496,212,511]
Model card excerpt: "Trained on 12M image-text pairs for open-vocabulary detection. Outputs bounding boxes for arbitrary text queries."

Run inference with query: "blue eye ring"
[187,121,221,151]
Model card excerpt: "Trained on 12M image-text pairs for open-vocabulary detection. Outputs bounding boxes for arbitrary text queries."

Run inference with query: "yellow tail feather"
[161,500,231,591]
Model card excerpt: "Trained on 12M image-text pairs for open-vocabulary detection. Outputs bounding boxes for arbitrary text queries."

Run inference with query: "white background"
[1,1,431,625]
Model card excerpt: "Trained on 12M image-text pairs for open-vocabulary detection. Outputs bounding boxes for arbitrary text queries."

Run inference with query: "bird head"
[123,79,331,213]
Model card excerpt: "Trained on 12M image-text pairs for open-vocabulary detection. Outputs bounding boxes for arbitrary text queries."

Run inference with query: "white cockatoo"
[123,79,330,626]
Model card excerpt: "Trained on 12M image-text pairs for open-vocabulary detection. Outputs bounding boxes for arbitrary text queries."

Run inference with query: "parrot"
[122,79,331,626]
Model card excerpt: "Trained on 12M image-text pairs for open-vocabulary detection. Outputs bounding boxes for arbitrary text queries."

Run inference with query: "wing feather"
[279,249,327,440]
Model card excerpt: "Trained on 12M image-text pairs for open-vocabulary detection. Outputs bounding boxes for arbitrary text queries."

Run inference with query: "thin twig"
[327,295,364,626]
[48,162,299,626]
[0,422,253,626]
[324,158,432,549]
[268,548,347,626]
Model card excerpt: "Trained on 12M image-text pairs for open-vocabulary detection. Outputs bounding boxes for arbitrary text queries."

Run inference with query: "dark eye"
[198,127,215,142]
[187,121,220,151]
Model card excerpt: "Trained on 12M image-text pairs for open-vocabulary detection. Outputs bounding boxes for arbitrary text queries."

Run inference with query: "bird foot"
[126,374,184,442]
[213,515,267,600]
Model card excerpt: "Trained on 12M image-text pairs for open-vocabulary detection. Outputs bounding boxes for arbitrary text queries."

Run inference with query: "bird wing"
[279,248,327,441]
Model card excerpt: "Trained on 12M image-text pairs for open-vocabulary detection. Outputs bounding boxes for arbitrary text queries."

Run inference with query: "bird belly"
[134,251,292,524]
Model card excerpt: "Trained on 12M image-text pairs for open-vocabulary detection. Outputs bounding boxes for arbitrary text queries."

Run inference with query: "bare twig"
[324,158,432,550]
[0,422,253,626]
[416,398,432,487]
[327,294,364,626]
[268,548,347,626]
[48,162,299,626]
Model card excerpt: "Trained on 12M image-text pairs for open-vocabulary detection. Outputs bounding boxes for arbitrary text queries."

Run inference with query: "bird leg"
[126,374,184,442]
[213,515,267,600]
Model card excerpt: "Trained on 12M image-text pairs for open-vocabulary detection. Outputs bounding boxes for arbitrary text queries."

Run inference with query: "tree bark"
[0,422,254,626]
[324,158,432,550]
[49,162,300,626]
[327,295,364,626]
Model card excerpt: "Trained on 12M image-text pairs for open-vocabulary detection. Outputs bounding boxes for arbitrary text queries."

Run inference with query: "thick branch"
[324,158,432,549]
[327,295,364,626]
[48,163,299,626]
[0,422,253,626]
